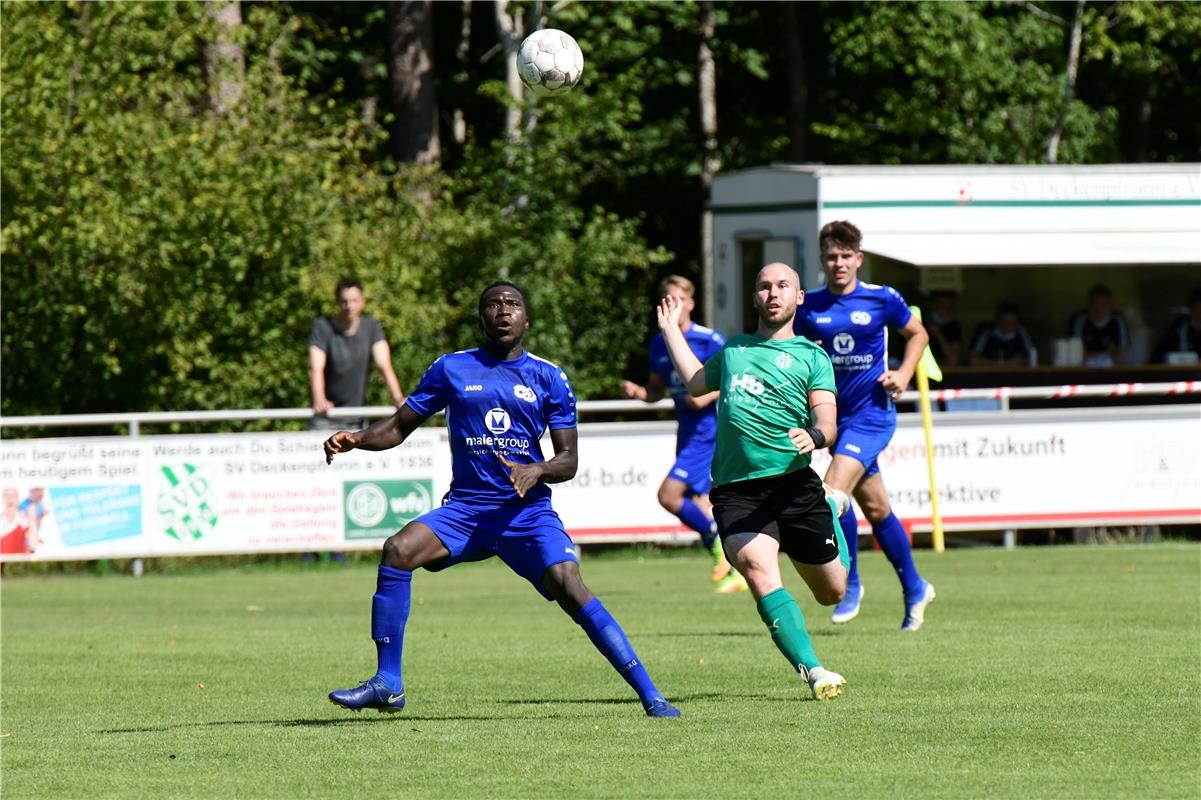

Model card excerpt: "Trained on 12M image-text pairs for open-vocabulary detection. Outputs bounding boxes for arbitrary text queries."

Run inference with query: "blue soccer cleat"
[831,581,863,624]
[329,676,406,714]
[901,581,936,632]
[644,698,682,718]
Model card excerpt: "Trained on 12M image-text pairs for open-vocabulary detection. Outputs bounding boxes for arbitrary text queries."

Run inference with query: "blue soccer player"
[794,221,936,632]
[623,275,745,593]
[323,281,681,718]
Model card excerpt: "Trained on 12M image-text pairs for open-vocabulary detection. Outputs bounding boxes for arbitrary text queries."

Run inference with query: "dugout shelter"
[707,163,1201,369]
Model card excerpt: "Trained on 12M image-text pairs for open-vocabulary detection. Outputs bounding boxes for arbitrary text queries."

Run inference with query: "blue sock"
[872,512,924,599]
[572,598,663,707]
[371,565,411,691]
[677,499,718,548]
[838,505,860,587]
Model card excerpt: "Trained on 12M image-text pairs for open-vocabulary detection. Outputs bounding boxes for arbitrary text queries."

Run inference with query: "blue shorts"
[668,434,715,496]
[417,496,578,601]
[833,411,896,479]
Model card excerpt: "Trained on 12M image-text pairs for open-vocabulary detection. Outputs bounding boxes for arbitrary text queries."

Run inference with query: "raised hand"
[656,294,684,332]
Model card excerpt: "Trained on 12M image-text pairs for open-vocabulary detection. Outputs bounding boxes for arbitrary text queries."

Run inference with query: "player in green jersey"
[656,262,850,700]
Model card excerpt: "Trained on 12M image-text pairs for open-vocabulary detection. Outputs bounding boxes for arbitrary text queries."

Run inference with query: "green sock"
[708,538,724,565]
[826,497,851,572]
[756,588,821,673]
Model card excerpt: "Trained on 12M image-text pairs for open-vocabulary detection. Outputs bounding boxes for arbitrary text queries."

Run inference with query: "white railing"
[1,381,1198,434]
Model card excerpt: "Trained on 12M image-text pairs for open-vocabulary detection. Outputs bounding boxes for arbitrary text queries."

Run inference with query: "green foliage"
[1,1,666,414]
[817,1,1107,163]
[3,1,1197,418]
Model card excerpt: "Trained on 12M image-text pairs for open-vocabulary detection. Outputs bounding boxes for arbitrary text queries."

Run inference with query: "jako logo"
[465,384,483,391]
[832,333,856,354]
[513,384,536,403]
[485,408,512,434]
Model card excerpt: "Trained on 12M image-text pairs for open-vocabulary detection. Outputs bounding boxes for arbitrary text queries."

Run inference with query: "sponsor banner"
[1,406,1198,560]
[0,431,445,560]
[808,406,1201,530]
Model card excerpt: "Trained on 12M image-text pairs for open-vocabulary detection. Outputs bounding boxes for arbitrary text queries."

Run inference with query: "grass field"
[2,544,1199,799]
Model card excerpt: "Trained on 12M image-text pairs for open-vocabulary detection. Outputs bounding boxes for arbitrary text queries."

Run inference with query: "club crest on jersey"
[774,352,794,370]
[850,311,872,325]
[513,384,537,403]
[832,333,856,354]
[485,408,512,434]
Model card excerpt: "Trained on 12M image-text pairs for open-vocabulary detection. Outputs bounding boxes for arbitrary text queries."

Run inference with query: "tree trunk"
[494,0,524,142]
[452,0,473,145]
[1047,0,1085,164]
[781,1,809,162]
[203,0,245,115]
[386,0,441,166]
[699,1,719,326]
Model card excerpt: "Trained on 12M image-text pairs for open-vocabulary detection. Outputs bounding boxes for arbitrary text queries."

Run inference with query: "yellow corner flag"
[910,306,943,383]
[909,306,945,552]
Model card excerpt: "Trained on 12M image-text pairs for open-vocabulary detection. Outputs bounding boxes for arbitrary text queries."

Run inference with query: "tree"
[385,0,441,165]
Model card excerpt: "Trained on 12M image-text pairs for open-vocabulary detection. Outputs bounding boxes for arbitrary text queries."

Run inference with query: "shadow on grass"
[643,631,759,638]
[98,690,778,734]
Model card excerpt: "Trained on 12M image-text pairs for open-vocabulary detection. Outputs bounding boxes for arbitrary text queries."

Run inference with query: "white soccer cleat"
[804,666,847,701]
[901,581,936,632]
[823,482,850,517]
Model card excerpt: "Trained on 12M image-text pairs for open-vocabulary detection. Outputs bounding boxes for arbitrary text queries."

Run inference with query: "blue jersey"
[794,282,912,419]
[405,348,577,503]
[648,323,726,443]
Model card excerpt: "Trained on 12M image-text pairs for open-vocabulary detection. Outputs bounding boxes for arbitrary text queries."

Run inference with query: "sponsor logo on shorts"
[845,443,862,453]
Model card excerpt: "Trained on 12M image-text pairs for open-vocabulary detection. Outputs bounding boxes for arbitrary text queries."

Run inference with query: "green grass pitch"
[2,544,1198,799]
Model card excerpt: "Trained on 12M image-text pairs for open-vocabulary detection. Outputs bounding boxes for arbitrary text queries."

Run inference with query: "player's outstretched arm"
[323,404,425,464]
[656,296,708,396]
[623,374,667,403]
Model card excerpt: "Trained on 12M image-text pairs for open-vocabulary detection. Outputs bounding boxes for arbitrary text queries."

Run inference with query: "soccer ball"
[518,29,584,97]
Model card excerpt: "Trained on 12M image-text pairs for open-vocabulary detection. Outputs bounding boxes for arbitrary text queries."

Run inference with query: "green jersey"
[702,333,836,486]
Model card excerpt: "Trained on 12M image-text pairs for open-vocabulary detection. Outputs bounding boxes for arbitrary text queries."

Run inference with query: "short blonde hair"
[658,275,695,297]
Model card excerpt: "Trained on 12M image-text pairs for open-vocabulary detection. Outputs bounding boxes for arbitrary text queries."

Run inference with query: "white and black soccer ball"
[517,28,584,97]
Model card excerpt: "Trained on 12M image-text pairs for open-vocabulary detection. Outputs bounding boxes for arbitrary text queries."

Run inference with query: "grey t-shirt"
[308,315,385,407]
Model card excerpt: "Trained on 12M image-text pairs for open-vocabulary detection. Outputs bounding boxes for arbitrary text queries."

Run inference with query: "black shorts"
[710,467,839,565]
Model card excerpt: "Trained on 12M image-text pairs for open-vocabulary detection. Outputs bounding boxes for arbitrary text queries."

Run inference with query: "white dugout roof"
[710,163,1201,269]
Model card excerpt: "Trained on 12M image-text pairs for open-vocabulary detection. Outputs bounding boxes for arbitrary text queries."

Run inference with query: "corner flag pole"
[909,307,945,553]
